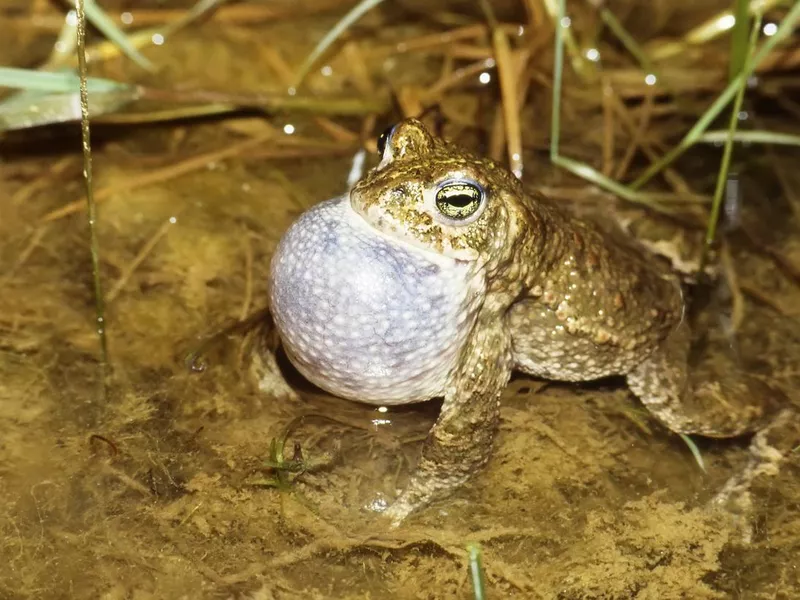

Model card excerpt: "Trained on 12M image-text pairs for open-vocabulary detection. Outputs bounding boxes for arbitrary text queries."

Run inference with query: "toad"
[266,119,795,526]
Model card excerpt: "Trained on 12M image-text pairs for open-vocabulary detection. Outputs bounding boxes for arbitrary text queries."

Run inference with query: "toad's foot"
[627,319,798,543]
[250,313,299,401]
[711,407,799,544]
[383,436,494,528]
[384,320,513,527]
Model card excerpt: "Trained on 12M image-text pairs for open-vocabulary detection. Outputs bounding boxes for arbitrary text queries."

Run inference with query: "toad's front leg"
[384,319,513,526]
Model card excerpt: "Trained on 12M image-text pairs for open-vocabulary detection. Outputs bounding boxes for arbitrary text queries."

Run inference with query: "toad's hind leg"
[626,319,799,541]
[626,319,783,437]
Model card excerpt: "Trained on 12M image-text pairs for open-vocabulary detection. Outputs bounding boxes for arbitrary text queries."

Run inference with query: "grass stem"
[76,0,109,370]
[550,0,565,164]
[698,12,762,272]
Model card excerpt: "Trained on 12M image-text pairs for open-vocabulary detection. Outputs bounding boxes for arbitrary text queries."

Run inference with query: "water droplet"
[718,15,736,31]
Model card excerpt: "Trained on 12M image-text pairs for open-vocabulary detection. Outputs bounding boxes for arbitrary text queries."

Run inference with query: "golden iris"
[435,181,483,219]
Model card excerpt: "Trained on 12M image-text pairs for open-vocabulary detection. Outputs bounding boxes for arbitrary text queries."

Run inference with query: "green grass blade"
[163,0,232,37]
[176,0,229,25]
[542,0,591,79]
[552,155,678,212]
[0,88,139,131]
[76,0,110,373]
[550,0,566,162]
[678,434,706,472]
[700,11,762,269]
[45,9,78,67]
[63,0,155,71]
[550,4,675,213]
[631,0,800,189]
[0,66,131,94]
[293,0,386,87]
[729,0,751,79]
[697,130,800,146]
[600,7,654,74]
[0,67,138,130]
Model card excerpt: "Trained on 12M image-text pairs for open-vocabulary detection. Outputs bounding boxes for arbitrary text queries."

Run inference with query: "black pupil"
[447,194,473,207]
[377,125,395,155]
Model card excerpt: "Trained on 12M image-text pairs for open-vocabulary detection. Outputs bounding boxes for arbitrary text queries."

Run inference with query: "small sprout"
[247,418,338,489]
[185,353,207,372]
[467,543,487,600]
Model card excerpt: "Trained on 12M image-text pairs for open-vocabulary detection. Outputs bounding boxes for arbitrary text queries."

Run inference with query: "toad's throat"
[269,195,483,405]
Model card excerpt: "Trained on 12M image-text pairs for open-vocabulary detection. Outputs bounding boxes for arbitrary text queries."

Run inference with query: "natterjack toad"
[267,119,796,526]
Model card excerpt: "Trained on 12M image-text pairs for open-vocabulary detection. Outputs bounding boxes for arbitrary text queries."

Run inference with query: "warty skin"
[268,119,794,526]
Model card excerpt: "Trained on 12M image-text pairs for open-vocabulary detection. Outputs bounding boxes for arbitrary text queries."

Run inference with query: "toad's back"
[504,194,684,383]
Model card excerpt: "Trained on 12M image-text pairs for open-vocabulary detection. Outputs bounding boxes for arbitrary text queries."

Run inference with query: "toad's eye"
[435,180,484,220]
[376,124,395,157]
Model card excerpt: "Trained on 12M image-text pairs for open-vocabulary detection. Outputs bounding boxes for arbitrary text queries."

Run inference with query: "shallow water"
[1,3,800,599]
